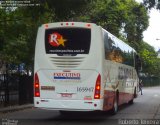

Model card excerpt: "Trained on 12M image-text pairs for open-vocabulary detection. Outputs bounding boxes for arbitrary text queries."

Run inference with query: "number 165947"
[77,87,94,92]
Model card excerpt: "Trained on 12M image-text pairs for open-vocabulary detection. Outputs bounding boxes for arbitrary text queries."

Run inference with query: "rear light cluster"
[45,22,91,29]
[34,73,40,97]
[61,22,74,26]
[94,74,101,99]
[60,22,91,28]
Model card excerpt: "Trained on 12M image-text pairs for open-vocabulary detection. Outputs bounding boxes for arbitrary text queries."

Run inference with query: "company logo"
[49,32,67,47]
[53,72,80,80]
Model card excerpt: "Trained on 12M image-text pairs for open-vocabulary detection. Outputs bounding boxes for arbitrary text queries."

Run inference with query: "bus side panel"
[102,60,138,111]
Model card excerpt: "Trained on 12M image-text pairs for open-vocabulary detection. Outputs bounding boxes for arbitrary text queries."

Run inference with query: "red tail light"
[86,23,91,27]
[94,74,101,99]
[34,73,40,97]
[45,24,48,29]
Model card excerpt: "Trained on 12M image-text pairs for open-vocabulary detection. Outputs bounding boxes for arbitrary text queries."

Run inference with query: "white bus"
[34,22,141,114]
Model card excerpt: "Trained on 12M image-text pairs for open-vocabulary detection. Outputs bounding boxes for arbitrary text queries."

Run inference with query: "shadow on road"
[45,102,133,121]
[0,103,135,125]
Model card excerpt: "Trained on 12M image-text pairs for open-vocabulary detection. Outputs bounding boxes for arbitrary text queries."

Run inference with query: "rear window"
[45,28,91,56]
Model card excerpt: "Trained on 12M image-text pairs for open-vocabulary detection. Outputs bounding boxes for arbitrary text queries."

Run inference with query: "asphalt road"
[0,86,160,125]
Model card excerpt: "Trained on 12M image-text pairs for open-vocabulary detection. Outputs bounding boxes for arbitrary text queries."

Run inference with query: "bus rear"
[34,22,104,111]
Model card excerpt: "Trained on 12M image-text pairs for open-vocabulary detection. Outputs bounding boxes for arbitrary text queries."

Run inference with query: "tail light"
[86,23,91,28]
[94,74,101,99]
[34,73,40,97]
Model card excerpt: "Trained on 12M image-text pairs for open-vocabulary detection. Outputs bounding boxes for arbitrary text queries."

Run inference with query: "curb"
[0,104,34,113]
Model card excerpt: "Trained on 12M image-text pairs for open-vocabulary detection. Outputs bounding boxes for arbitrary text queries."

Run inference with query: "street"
[0,86,160,125]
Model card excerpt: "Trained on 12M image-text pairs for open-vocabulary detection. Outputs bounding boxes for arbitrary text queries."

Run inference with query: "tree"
[124,2,149,50]
[42,0,89,21]
[0,1,54,72]
[77,0,149,47]
[143,0,160,10]
[139,41,160,76]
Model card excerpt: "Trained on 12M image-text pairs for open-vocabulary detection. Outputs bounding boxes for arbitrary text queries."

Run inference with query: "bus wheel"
[129,88,136,104]
[134,87,137,98]
[110,94,118,115]
[129,98,133,104]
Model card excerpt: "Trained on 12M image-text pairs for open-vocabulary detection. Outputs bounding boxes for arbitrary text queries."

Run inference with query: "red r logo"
[49,33,67,47]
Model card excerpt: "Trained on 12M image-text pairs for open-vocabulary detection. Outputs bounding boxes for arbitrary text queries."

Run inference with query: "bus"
[34,22,141,114]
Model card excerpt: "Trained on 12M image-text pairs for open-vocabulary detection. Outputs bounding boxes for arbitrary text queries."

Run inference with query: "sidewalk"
[0,104,33,113]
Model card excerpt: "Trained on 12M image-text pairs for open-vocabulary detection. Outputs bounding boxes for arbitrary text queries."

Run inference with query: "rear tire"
[134,87,137,98]
[110,93,118,115]
[129,99,133,104]
[129,88,136,104]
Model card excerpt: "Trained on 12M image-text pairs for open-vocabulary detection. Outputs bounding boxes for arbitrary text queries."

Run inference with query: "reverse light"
[94,74,101,99]
[35,84,39,88]
[34,73,40,97]
[96,85,100,90]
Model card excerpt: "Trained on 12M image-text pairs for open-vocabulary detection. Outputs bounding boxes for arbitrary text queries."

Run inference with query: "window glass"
[45,28,91,56]
[103,31,134,66]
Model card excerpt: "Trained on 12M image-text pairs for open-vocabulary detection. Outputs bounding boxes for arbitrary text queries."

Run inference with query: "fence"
[140,76,160,87]
[0,74,8,107]
[0,73,33,107]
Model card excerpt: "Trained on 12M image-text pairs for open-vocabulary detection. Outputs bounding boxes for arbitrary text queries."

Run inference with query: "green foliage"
[76,0,149,45]
[89,0,125,36]
[0,1,54,67]
[45,0,89,21]
[124,2,149,50]
[139,42,160,76]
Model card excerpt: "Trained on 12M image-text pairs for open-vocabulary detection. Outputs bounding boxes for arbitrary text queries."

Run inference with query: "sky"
[136,0,160,51]
[143,9,160,51]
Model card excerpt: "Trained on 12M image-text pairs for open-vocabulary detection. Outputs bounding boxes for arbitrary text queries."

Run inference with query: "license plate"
[61,93,72,98]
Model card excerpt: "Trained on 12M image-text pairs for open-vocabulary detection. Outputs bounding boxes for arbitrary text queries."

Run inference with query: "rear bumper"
[34,98,103,111]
